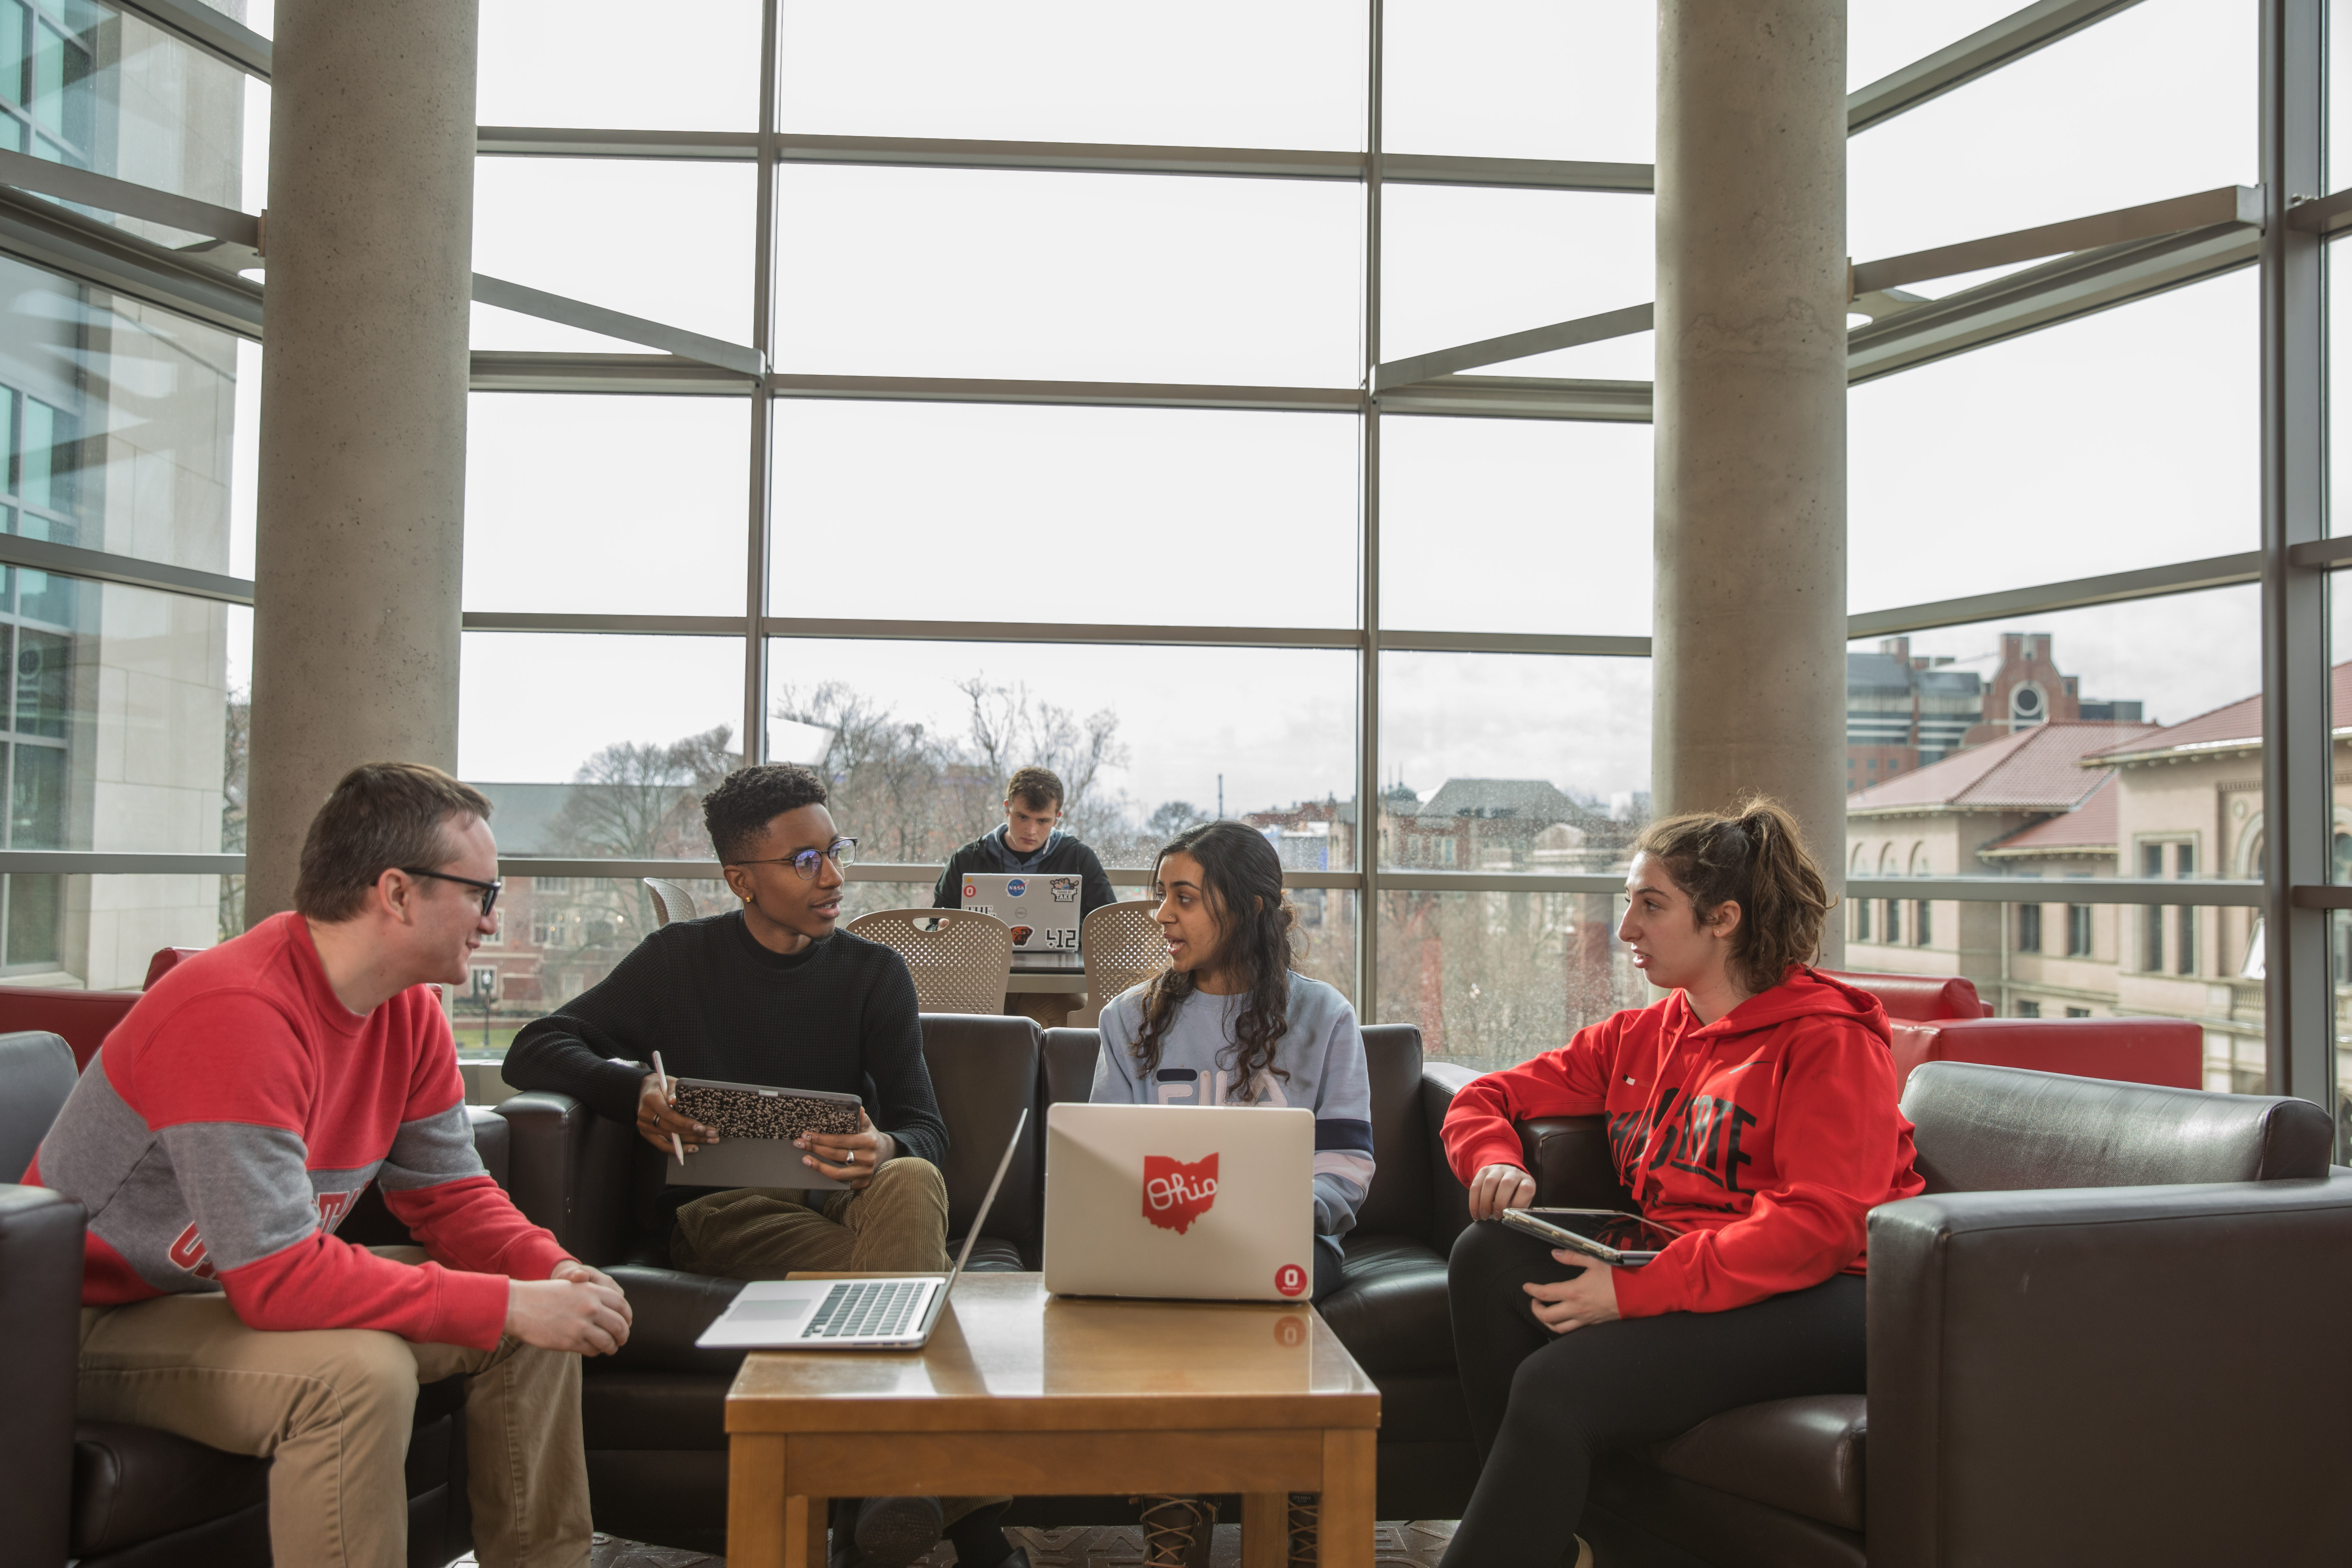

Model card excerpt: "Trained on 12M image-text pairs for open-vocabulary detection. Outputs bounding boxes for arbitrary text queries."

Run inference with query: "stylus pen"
[651,1051,686,1166]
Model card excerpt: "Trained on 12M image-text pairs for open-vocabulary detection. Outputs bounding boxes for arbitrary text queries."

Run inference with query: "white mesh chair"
[845,907,1016,1014]
[642,877,700,928]
[1069,899,1170,1028]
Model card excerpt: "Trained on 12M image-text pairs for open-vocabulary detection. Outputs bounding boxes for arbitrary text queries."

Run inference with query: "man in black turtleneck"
[504,763,1026,1568]
[931,765,1116,919]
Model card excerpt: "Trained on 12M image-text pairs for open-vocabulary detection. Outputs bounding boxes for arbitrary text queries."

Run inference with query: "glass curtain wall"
[14,0,2352,1134]
[0,0,252,985]
[450,0,2333,1091]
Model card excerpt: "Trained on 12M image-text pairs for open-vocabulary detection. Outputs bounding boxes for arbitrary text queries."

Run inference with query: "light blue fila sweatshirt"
[1091,971,1376,1245]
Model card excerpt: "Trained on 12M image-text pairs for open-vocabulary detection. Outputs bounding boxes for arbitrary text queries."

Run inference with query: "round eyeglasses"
[730,837,858,881]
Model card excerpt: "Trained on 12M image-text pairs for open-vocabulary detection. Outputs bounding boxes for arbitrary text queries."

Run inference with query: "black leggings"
[1438,1220,1867,1568]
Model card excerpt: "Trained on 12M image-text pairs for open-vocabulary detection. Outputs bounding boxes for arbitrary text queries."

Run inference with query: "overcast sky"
[215,2,2299,822]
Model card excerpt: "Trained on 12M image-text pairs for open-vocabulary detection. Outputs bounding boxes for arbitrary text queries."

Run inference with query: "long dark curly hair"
[1128,820,1298,1100]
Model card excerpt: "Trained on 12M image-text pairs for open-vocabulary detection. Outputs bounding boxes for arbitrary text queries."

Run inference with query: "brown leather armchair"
[1518,1060,2352,1568]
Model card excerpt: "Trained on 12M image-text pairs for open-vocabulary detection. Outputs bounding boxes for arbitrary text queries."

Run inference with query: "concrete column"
[244,0,479,922]
[1653,0,1848,949]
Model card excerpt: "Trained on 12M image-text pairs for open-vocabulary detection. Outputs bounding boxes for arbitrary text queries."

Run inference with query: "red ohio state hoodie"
[1442,966,1924,1317]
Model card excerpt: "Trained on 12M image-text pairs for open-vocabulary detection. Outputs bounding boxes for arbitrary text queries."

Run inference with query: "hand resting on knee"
[507,1261,633,1355]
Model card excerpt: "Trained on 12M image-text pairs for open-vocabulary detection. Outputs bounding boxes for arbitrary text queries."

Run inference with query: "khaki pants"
[671,1156,949,1277]
[75,1247,590,1568]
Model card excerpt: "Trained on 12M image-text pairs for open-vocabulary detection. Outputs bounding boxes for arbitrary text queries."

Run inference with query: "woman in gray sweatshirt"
[1089,819,1375,1568]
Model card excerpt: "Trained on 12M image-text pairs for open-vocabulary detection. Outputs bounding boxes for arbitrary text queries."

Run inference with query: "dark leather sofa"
[0,1028,508,1568]
[492,1013,1481,1555]
[1527,1060,2352,1568]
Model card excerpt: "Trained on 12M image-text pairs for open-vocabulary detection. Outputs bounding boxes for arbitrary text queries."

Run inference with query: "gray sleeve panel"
[153,1121,332,1275]
[378,1101,490,1191]
[1092,990,1144,1102]
[33,1060,161,1222]
[1294,977,1375,1237]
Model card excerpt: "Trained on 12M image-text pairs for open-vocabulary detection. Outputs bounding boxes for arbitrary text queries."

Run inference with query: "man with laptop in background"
[933,766,1119,922]
[935,767,1119,1028]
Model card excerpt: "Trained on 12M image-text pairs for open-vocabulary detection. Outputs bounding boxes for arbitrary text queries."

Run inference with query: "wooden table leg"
[785,1493,829,1568]
[1242,1492,1288,1568]
[729,1434,788,1568]
[1319,1429,1377,1568]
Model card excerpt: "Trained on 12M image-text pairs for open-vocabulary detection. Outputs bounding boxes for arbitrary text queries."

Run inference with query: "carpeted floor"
[570,1520,1463,1568]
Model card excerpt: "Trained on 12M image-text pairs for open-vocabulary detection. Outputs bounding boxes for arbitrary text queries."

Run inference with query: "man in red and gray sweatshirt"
[26,762,631,1568]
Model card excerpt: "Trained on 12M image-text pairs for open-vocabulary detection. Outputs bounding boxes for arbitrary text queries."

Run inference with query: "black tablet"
[1499,1206,1685,1267]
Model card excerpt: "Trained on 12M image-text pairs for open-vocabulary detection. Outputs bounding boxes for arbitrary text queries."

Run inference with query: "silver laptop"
[1043,1102,1316,1303]
[694,1107,1027,1350]
[959,871,1083,967]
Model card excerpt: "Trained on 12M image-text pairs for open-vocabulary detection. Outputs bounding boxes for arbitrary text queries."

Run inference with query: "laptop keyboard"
[803,1279,927,1339]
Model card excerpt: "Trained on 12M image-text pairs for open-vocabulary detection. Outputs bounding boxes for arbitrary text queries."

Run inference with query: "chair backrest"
[1819,968,1991,1020]
[1079,899,1167,1013]
[642,877,698,928]
[1902,1059,2334,1194]
[846,907,1015,1014]
[1352,1023,1433,1241]
[918,1013,1042,1251]
[0,1030,76,1175]
[142,947,204,990]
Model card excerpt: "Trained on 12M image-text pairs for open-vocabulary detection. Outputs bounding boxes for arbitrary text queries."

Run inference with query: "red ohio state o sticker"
[1275,1262,1308,1298]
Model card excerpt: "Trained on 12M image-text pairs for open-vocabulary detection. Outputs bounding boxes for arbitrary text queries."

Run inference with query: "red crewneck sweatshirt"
[1442,966,1924,1317]
[26,912,571,1348]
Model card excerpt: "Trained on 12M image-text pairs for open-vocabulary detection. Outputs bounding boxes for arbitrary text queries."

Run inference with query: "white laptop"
[1043,1101,1316,1303]
[959,871,1084,967]
[694,1107,1027,1350]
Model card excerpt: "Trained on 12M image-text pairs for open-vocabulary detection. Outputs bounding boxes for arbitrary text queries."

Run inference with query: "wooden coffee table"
[725,1272,1381,1568]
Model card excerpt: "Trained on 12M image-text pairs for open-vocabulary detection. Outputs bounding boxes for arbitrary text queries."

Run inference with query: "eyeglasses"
[730,837,858,881]
[401,867,504,917]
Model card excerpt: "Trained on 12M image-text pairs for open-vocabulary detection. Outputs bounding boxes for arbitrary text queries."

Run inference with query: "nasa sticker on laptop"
[1007,877,1027,896]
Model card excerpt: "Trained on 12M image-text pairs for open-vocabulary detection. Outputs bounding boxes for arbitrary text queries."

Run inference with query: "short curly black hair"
[702,763,829,863]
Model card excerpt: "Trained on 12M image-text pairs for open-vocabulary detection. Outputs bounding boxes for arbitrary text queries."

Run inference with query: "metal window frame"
[5,0,2337,1074]
[2259,0,2332,1111]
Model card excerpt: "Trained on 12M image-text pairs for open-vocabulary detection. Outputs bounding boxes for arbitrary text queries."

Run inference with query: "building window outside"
[1855,897,1871,942]
[1884,899,1901,945]
[2017,999,2042,1018]
[2067,903,2092,957]
[0,0,95,166]
[2141,842,2166,972]
[2173,843,2196,976]
[2018,903,2042,953]
[1913,899,1931,946]
[2065,1006,2090,1018]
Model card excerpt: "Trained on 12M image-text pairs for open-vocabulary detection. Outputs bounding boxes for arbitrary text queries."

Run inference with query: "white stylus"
[651,1051,685,1166]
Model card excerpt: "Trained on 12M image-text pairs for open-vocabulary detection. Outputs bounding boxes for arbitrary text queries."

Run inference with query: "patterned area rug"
[571,1521,1463,1568]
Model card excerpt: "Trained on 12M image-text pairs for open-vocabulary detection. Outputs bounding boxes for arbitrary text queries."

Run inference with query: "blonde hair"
[1633,797,1830,993]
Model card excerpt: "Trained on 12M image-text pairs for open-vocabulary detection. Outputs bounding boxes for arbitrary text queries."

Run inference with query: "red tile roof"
[2081,661,2352,764]
[1979,774,2119,858]
[1847,721,2159,814]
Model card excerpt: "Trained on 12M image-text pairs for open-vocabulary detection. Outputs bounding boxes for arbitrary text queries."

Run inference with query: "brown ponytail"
[1633,797,1831,993]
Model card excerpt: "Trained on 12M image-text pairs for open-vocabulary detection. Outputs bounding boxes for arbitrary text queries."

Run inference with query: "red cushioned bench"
[0,947,202,1071]
[1887,1015,2203,1093]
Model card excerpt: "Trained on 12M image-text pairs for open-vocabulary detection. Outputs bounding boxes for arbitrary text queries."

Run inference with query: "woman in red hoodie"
[1437,799,1922,1568]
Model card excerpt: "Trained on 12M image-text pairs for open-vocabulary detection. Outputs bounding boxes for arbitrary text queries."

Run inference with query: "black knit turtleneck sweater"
[502,911,947,1172]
